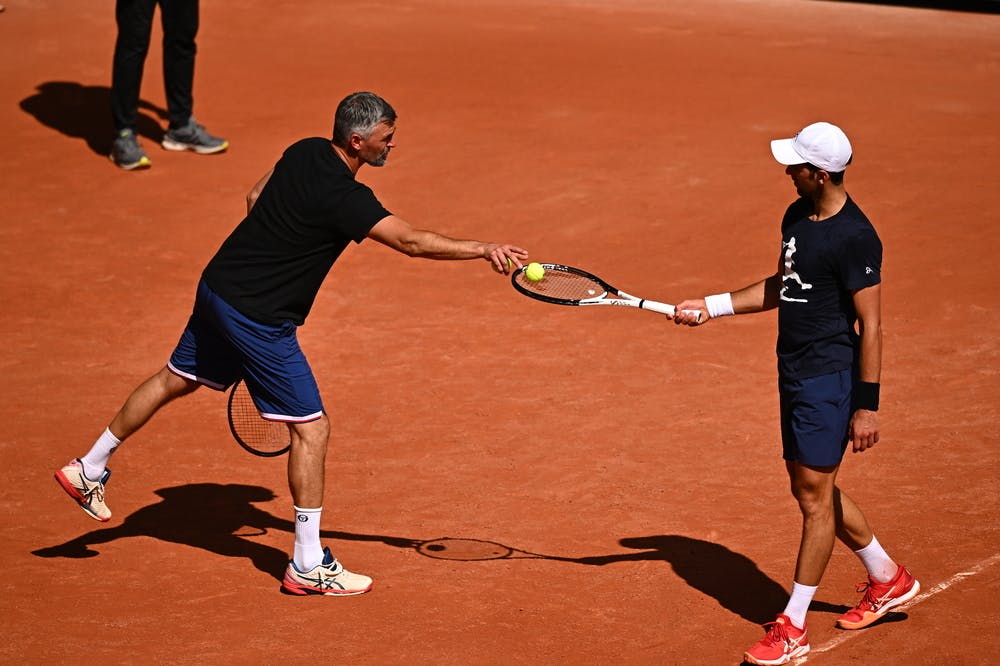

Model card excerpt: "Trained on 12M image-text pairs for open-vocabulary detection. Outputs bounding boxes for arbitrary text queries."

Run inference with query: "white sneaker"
[55,458,111,522]
[281,547,373,596]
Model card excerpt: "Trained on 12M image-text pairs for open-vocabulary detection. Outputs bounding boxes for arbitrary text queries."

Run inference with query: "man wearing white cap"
[670,122,919,665]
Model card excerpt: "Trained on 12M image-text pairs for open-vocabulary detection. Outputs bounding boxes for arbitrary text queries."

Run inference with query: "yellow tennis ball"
[493,257,513,274]
[525,262,545,282]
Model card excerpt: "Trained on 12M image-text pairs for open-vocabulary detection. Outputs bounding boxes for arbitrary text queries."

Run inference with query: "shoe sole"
[280,576,373,596]
[161,138,229,154]
[54,470,111,522]
[108,153,151,170]
[836,579,921,630]
[743,644,810,665]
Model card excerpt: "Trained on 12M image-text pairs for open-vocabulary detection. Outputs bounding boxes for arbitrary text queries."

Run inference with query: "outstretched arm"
[670,272,782,325]
[367,215,528,274]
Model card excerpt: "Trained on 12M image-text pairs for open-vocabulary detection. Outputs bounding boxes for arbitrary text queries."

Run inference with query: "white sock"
[782,582,817,629]
[293,506,324,571]
[854,535,898,583]
[80,428,121,480]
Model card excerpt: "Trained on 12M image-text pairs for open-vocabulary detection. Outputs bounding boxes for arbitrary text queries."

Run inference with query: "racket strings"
[514,269,606,301]
[229,383,289,454]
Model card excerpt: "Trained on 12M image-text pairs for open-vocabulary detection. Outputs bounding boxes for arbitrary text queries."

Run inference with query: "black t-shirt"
[202,138,391,325]
[776,196,882,379]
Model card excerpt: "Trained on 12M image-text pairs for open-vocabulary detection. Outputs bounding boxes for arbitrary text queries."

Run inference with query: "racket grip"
[641,300,703,322]
[680,308,703,322]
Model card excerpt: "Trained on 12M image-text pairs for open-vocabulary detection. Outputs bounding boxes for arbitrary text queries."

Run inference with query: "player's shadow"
[571,535,850,625]
[32,482,421,580]
[19,81,168,156]
[32,490,865,625]
[33,483,293,577]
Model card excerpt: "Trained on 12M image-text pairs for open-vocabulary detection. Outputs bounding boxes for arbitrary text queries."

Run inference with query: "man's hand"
[849,409,880,452]
[485,243,528,275]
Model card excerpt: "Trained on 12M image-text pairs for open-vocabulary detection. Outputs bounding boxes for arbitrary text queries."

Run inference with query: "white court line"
[797,552,1000,662]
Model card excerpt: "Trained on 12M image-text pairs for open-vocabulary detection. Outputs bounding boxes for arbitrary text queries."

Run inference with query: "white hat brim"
[770,138,805,166]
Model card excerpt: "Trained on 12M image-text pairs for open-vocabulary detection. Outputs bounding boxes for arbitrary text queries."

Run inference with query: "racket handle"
[640,300,703,322]
[680,308,703,322]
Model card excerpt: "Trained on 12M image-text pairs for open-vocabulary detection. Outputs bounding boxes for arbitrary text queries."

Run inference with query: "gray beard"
[365,151,389,167]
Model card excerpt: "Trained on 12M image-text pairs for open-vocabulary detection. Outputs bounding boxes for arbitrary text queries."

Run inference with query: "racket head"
[511,263,616,305]
[416,537,514,561]
[227,379,291,457]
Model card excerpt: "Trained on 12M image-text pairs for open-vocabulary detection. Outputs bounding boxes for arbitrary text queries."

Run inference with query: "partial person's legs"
[157,0,228,154]
[287,416,329,510]
[76,366,199,478]
[109,0,158,168]
[833,487,920,629]
[108,365,201,440]
[833,486,874,550]
[280,415,372,596]
[744,461,833,665]
[158,0,198,129]
[110,0,158,132]
[788,461,839,587]
[287,417,328,570]
[774,461,839,629]
[56,366,199,521]
[834,487,899,582]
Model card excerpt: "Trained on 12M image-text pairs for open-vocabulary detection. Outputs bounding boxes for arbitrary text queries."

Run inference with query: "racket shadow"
[35,494,848,623]
[405,534,849,625]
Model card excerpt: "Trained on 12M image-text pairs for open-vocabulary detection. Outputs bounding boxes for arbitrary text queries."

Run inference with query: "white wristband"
[704,292,735,318]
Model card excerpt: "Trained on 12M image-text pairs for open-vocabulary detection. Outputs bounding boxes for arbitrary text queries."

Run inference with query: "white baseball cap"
[770,121,852,172]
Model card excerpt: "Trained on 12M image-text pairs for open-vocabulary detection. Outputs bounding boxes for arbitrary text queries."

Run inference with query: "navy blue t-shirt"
[202,138,391,325]
[776,196,882,379]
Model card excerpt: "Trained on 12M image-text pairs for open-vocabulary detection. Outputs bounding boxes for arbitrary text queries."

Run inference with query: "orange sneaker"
[837,565,920,630]
[744,614,809,665]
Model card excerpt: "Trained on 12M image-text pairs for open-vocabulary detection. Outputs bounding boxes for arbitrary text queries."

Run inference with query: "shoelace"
[85,479,105,503]
[760,620,792,646]
[853,579,891,610]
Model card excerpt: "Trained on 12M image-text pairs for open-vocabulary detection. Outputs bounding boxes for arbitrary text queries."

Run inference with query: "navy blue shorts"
[167,279,324,422]
[779,369,852,467]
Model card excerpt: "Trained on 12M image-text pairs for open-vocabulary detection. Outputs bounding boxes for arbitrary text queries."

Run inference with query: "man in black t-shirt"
[55,92,529,595]
[670,122,918,664]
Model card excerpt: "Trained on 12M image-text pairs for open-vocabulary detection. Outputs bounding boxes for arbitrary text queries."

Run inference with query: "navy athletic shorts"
[167,279,324,422]
[779,368,852,467]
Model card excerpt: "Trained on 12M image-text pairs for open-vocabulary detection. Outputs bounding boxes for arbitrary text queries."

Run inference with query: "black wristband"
[854,381,880,411]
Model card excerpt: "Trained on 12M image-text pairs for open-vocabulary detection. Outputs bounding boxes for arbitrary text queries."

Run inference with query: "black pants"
[111,0,199,132]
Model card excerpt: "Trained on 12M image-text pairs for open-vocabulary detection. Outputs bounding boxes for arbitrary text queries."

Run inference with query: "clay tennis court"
[3,0,998,663]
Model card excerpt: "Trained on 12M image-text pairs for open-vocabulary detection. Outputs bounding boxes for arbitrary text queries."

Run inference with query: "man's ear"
[347,132,364,152]
[814,169,829,185]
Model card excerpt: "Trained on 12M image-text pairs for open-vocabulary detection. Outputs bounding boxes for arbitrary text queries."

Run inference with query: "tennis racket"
[511,263,701,320]
[227,379,291,457]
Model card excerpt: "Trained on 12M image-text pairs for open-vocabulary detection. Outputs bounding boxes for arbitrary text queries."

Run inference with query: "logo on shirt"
[780,236,812,303]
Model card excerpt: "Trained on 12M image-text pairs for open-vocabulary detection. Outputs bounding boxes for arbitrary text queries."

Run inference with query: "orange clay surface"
[2,1,998,663]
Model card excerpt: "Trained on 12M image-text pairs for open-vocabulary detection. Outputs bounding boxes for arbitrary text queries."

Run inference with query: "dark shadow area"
[405,534,852,625]
[36,488,879,625]
[19,81,168,156]
[34,483,428,580]
[572,535,849,625]
[34,484,294,577]
[818,0,1000,13]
